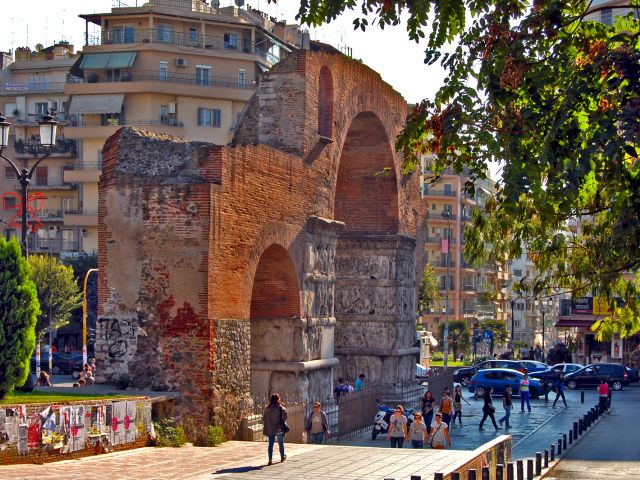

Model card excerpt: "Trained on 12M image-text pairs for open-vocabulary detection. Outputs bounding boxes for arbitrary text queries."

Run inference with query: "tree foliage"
[28,255,83,340]
[437,320,470,359]
[479,318,509,354]
[289,0,640,337]
[417,262,441,314]
[0,238,39,399]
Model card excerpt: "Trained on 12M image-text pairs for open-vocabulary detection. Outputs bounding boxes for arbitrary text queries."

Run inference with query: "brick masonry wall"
[98,48,426,438]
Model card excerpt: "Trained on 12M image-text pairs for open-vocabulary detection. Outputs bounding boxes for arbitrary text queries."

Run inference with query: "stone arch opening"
[249,244,302,398]
[318,66,334,139]
[333,111,416,386]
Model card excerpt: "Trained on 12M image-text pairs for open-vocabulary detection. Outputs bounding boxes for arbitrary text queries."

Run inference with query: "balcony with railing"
[14,138,77,158]
[0,81,67,95]
[426,211,457,221]
[63,161,103,183]
[431,260,456,268]
[423,186,457,197]
[35,210,65,222]
[26,236,81,254]
[63,209,98,227]
[86,28,280,64]
[425,236,456,244]
[31,176,74,190]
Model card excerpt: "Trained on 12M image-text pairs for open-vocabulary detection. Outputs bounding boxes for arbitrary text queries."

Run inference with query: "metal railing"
[1,81,67,94]
[37,209,64,220]
[87,27,279,64]
[14,139,77,156]
[424,187,457,197]
[31,176,68,188]
[26,237,80,253]
[425,236,456,244]
[64,162,103,171]
[63,209,98,216]
[68,117,185,128]
[431,260,456,268]
[72,69,256,90]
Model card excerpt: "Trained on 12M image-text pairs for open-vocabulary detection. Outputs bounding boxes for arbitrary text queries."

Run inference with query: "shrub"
[153,417,186,447]
[207,425,225,447]
[431,351,444,361]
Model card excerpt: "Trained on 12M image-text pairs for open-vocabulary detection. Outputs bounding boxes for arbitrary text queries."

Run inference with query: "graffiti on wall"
[97,317,139,360]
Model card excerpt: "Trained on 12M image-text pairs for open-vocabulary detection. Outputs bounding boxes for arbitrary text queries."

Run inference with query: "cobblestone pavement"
[0,441,472,480]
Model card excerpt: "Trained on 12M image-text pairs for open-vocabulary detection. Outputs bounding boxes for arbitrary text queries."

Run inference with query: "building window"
[3,195,16,209]
[237,69,246,88]
[196,66,211,86]
[601,8,613,26]
[157,24,172,43]
[444,183,453,195]
[515,320,521,328]
[4,166,15,179]
[160,61,168,81]
[197,107,221,127]
[189,27,198,44]
[36,102,49,118]
[224,33,238,49]
[513,269,522,277]
[35,166,48,186]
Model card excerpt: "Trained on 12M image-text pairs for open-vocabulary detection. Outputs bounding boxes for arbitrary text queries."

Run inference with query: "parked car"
[564,363,629,391]
[468,368,542,398]
[550,363,583,375]
[520,360,550,374]
[625,366,639,384]
[30,352,83,375]
[454,359,528,385]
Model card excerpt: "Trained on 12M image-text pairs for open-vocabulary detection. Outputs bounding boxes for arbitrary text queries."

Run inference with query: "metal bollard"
[496,464,504,480]
[516,459,524,480]
[581,391,584,403]
[482,466,490,480]
[569,429,573,444]
[544,449,549,468]
[550,444,555,462]
[527,459,534,480]
[573,421,579,439]
[451,474,460,480]
[563,433,567,450]
[557,438,562,456]
[579,418,584,434]
[468,469,477,480]
[411,476,422,480]
[507,462,515,480]
[535,452,542,475]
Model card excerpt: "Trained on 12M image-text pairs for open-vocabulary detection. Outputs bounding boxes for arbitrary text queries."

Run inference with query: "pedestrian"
[334,378,348,398]
[89,357,97,374]
[387,405,408,448]
[528,347,535,360]
[263,393,288,465]
[520,372,532,413]
[439,388,454,426]
[479,387,500,431]
[305,402,330,444]
[598,378,609,414]
[37,371,53,387]
[429,413,451,449]
[420,391,436,433]
[452,385,471,426]
[407,412,428,448]
[346,380,355,394]
[355,373,366,391]
[552,373,567,407]
[499,385,512,428]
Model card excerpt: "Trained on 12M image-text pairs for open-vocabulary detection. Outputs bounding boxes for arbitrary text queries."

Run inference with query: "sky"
[0,0,446,104]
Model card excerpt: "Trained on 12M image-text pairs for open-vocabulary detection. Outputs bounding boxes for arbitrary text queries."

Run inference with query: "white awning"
[427,335,438,347]
[68,94,125,114]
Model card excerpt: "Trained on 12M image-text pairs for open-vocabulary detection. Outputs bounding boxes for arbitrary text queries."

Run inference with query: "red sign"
[2,191,45,232]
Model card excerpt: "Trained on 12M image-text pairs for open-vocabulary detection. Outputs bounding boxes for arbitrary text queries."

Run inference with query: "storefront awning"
[554,315,598,328]
[79,52,137,70]
[68,94,124,114]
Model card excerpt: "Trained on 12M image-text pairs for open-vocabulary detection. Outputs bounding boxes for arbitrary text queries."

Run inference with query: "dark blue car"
[468,368,542,398]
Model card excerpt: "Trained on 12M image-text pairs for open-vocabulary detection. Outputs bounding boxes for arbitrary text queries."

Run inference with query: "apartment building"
[419,160,510,338]
[585,0,639,24]
[61,0,295,252]
[0,42,82,254]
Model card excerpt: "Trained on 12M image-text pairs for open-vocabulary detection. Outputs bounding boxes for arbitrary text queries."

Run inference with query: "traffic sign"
[483,330,493,340]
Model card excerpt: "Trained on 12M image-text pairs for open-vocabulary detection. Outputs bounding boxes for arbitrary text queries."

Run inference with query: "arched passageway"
[334,112,416,385]
[249,244,301,398]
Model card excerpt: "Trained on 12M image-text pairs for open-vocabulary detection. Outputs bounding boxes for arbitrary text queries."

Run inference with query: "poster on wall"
[71,406,86,452]
[27,413,41,449]
[143,403,153,436]
[4,409,19,444]
[0,410,8,448]
[111,401,126,446]
[17,424,29,455]
[135,402,145,435]
[611,333,623,359]
[124,402,136,443]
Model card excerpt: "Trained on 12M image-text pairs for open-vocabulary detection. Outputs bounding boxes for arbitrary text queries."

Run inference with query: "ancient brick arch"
[97,47,424,438]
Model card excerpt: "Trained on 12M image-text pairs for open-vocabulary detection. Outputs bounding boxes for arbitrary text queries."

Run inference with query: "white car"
[550,363,583,375]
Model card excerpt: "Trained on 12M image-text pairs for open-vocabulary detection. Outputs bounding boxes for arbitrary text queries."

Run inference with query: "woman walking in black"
[263,393,288,465]
[478,387,500,431]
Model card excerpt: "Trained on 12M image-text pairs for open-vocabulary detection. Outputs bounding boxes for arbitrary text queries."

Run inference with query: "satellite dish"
[35,43,44,52]
[234,0,244,6]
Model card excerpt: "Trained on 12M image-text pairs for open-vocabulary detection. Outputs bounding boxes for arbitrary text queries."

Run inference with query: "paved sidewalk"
[0,441,473,480]
[546,385,640,479]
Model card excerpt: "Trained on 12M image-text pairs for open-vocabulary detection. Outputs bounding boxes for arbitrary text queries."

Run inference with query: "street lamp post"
[0,111,58,255]
[509,294,523,359]
[442,210,451,367]
[535,298,553,359]
[83,268,99,366]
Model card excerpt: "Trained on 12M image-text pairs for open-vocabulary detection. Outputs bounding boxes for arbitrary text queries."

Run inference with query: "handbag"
[280,407,290,434]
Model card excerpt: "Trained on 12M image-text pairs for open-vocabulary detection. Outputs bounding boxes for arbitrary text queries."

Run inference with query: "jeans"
[441,413,451,426]
[424,412,434,433]
[389,436,404,448]
[553,389,567,407]
[479,411,498,429]
[267,432,285,460]
[520,391,531,412]
[499,405,512,427]
[308,431,325,444]
[411,440,424,448]
[599,396,609,414]
[452,410,462,425]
